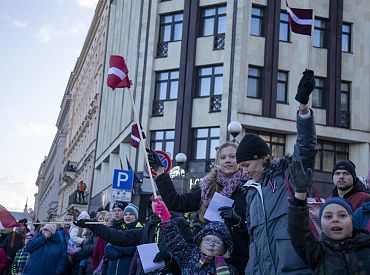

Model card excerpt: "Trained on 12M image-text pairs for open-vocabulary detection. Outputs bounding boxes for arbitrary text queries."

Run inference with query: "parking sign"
[112,169,134,191]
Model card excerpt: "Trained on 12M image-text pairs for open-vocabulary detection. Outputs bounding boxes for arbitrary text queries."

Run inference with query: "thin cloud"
[77,0,98,9]
[37,21,87,44]
[10,120,56,139]
[9,19,28,29]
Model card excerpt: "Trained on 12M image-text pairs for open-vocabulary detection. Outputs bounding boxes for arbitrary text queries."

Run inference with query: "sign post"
[110,169,134,209]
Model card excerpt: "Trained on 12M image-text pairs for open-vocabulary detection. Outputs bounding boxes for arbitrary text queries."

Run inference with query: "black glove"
[153,251,172,263]
[289,159,313,193]
[218,206,241,226]
[295,69,315,104]
[73,219,91,228]
[146,148,164,170]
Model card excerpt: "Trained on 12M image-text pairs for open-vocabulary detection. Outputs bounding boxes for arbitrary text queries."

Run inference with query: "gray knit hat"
[123,203,139,221]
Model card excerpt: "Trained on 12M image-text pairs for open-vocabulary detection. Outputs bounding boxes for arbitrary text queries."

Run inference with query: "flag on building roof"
[107,55,132,90]
[0,205,20,229]
[130,123,146,148]
[286,1,313,36]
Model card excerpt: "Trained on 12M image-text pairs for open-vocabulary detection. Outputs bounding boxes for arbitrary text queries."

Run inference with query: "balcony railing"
[210,95,222,112]
[157,42,168,58]
[64,161,77,172]
[339,111,350,128]
[68,190,88,206]
[214,33,225,50]
[152,100,164,116]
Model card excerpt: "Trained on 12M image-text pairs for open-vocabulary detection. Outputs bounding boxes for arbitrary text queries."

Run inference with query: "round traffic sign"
[151,150,172,176]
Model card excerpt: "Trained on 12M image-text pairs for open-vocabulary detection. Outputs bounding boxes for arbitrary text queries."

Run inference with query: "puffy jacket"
[23,233,67,275]
[244,110,317,275]
[288,202,370,274]
[85,213,193,275]
[353,200,370,231]
[155,173,249,274]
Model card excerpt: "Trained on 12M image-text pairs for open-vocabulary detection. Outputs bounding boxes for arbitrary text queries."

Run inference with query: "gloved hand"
[295,69,315,104]
[151,196,171,222]
[153,251,172,263]
[218,206,242,226]
[73,219,91,228]
[146,148,164,171]
[289,159,313,193]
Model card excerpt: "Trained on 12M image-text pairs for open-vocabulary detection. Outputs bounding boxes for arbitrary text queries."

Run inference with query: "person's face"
[25,235,33,245]
[217,146,238,175]
[113,208,124,221]
[97,213,106,222]
[63,214,74,229]
[333,170,354,192]
[200,234,225,257]
[104,216,113,226]
[321,204,353,241]
[239,159,265,181]
[124,212,136,224]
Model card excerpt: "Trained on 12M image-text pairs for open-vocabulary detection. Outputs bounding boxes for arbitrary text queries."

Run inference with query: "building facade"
[57,0,109,216]
[90,0,370,215]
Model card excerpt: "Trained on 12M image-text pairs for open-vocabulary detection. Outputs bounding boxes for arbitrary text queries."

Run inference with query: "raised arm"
[292,70,318,170]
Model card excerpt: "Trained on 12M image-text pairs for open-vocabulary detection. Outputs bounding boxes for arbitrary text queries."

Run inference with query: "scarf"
[201,168,249,207]
[197,255,231,275]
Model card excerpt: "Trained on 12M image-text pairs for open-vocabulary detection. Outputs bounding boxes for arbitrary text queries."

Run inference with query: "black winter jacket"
[156,173,248,274]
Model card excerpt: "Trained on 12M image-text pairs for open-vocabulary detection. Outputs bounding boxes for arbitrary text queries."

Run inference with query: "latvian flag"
[0,205,20,229]
[286,1,313,36]
[107,55,132,90]
[130,123,146,148]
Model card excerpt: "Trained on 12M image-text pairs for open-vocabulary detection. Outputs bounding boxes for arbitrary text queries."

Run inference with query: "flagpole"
[25,221,105,225]
[307,5,313,69]
[127,88,158,198]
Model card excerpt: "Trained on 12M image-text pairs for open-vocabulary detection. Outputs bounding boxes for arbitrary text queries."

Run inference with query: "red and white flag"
[107,55,131,90]
[0,205,20,229]
[286,1,313,36]
[130,123,146,148]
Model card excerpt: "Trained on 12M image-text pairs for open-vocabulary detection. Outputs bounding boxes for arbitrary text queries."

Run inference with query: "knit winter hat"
[112,201,128,211]
[194,221,233,257]
[332,160,357,184]
[123,203,139,220]
[319,197,354,220]
[236,134,270,163]
[77,211,90,221]
[43,224,57,235]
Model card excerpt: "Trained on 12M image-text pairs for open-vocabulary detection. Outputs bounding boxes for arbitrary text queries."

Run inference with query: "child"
[11,232,34,275]
[152,197,237,274]
[287,159,370,274]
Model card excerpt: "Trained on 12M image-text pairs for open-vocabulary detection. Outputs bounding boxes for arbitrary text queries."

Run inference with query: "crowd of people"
[1,70,370,274]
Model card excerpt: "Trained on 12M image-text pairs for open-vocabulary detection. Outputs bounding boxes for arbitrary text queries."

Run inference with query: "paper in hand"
[137,243,165,273]
[204,192,234,222]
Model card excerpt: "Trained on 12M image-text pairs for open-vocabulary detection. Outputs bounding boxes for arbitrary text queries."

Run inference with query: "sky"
[0,0,98,212]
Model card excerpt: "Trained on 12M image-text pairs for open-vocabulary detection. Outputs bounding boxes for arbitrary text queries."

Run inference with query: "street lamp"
[227,121,242,143]
[175,153,187,193]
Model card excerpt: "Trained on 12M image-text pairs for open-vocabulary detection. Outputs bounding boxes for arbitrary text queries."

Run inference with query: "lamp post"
[175,153,187,193]
[227,121,242,143]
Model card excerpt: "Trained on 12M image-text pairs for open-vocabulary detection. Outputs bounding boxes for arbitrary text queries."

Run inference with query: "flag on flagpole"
[0,205,20,228]
[107,55,132,90]
[126,156,141,183]
[286,1,313,36]
[130,123,146,148]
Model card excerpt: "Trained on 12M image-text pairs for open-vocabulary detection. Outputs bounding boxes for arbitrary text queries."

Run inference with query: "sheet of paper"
[137,243,165,273]
[204,192,234,222]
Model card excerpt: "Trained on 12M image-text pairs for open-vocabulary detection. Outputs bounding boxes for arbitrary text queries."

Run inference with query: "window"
[198,65,223,97]
[150,130,175,158]
[159,13,183,42]
[250,5,264,36]
[194,127,220,160]
[247,66,262,98]
[201,5,226,36]
[155,70,179,100]
[315,140,349,172]
[342,22,351,52]
[313,18,327,48]
[277,71,288,103]
[341,81,350,112]
[246,130,286,158]
[312,77,325,108]
[279,11,290,42]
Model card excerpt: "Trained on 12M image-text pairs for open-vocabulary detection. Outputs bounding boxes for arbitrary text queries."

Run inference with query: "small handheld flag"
[107,55,131,90]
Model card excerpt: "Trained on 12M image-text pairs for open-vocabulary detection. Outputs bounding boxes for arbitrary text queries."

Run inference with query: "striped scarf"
[197,255,231,275]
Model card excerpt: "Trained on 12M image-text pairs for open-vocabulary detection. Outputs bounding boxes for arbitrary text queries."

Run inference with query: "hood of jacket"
[332,179,369,198]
